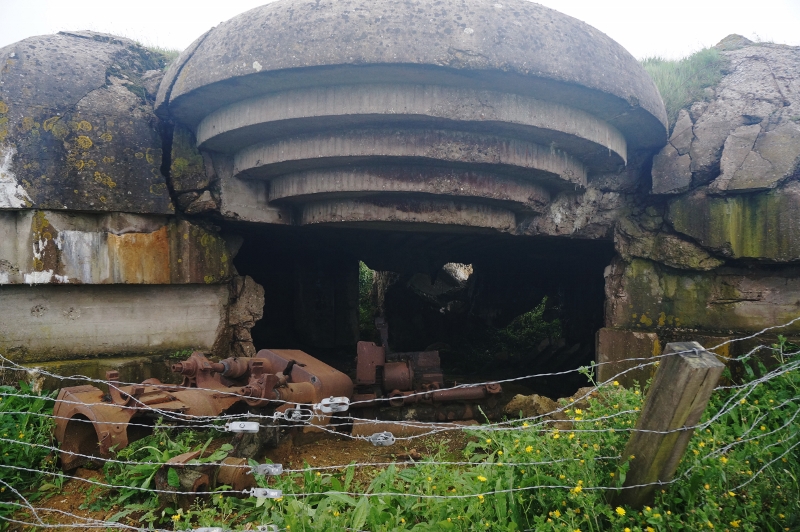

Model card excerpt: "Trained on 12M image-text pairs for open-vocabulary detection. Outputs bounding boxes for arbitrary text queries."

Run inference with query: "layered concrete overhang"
[157,0,667,233]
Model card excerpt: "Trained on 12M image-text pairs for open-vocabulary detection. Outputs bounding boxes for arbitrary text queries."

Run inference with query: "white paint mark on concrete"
[58,230,109,284]
[463,28,474,34]
[0,272,9,284]
[0,144,32,209]
[253,61,263,72]
[54,274,70,283]
[24,269,54,285]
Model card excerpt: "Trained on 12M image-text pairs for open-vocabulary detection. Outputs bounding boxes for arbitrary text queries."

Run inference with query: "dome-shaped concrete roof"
[157,0,667,149]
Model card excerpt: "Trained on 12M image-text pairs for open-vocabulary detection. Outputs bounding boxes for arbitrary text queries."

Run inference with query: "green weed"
[0,383,59,529]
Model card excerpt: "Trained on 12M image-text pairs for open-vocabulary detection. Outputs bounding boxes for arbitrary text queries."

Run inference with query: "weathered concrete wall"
[0,284,229,361]
[0,31,259,366]
[598,38,800,377]
[0,210,233,285]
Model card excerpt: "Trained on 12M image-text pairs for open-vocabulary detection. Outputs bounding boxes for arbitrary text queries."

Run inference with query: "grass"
[0,382,60,529]
[145,46,181,67]
[641,48,728,133]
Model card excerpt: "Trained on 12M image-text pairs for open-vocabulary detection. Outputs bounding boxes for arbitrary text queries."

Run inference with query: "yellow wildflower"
[615,507,625,516]
[525,445,533,453]
[613,381,620,386]
[477,475,487,482]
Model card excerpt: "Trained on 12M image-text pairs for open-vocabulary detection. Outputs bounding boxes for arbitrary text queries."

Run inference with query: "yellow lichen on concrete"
[93,172,117,188]
[76,136,93,150]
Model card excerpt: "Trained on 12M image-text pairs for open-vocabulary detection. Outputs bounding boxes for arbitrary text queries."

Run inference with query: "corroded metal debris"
[53,342,501,473]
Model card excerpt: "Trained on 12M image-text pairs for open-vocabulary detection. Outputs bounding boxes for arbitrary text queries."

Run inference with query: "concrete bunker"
[153,0,666,393]
[2,0,690,400]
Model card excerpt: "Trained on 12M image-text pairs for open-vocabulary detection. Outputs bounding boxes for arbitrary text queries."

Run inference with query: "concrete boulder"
[0,31,173,213]
[652,40,800,193]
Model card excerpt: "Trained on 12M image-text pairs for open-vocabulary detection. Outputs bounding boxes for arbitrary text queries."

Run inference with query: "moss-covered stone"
[170,125,211,192]
[605,257,800,334]
[0,32,172,214]
[667,183,800,261]
[615,218,724,271]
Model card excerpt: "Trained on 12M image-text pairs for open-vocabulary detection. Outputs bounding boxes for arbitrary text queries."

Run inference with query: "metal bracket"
[284,407,314,422]
[251,463,284,476]
[368,431,396,446]
[224,421,260,433]
[247,487,283,498]
[317,396,350,413]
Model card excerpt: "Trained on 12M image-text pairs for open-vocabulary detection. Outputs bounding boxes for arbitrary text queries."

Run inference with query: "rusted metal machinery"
[351,341,503,421]
[53,343,501,482]
[54,349,353,470]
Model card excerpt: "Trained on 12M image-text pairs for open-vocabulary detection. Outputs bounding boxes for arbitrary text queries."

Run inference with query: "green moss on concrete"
[170,126,208,192]
[616,259,800,334]
[668,188,800,261]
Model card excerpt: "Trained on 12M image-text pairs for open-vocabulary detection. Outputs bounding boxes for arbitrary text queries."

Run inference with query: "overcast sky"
[0,0,798,60]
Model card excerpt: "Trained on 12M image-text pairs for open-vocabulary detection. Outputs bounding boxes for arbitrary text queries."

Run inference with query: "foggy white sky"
[0,0,798,60]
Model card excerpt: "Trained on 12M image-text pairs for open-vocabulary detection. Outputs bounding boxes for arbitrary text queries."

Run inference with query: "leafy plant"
[92,424,233,528]
[496,297,562,358]
[0,382,59,529]
[358,261,377,340]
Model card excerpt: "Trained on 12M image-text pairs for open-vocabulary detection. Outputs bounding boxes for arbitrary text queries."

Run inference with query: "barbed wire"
[1,319,798,531]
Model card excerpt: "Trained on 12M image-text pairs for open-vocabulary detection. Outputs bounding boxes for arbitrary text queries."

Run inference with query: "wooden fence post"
[612,341,725,508]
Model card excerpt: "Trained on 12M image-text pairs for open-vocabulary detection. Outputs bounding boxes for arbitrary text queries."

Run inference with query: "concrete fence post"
[612,341,725,508]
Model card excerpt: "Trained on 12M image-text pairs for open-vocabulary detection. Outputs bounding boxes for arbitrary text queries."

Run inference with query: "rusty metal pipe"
[431,385,489,403]
[218,357,252,379]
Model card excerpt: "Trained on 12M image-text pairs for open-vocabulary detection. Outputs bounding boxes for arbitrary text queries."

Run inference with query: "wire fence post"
[613,341,725,508]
